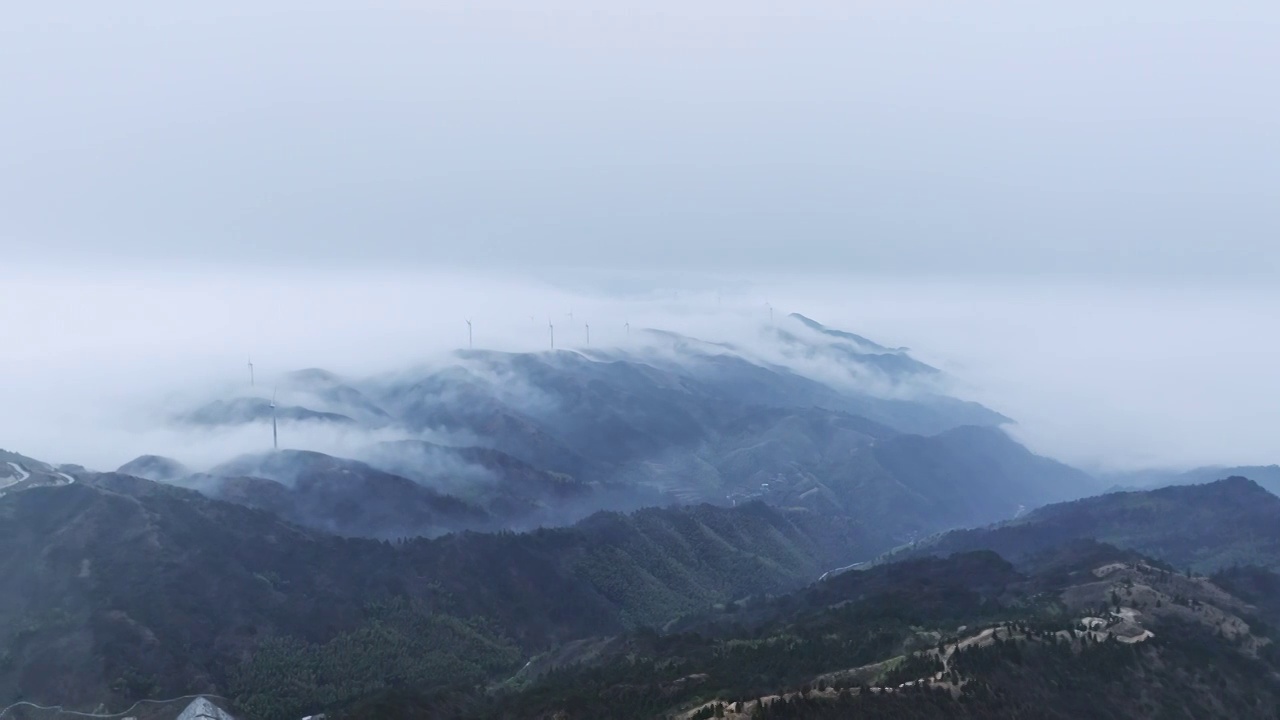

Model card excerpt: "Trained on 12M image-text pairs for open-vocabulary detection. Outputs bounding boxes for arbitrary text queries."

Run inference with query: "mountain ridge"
[882,476,1280,573]
[0,469,872,718]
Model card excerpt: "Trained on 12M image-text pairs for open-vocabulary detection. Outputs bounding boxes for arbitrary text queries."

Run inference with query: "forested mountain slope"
[333,541,1280,720]
[0,473,869,719]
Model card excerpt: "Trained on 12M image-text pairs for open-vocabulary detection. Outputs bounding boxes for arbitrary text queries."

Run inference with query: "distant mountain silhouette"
[182,397,356,426]
[205,450,489,538]
[117,454,190,482]
[886,476,1280,573]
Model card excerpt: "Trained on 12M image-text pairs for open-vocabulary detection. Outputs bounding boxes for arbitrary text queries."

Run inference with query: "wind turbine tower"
[585,323,590,346]
[248,357,255,387]
[270,388,279,451]
[466,319,473,350]
[548,318,555,350]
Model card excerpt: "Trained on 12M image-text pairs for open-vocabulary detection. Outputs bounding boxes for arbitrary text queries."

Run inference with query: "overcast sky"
[3,1,1278,275]
[3,3,1278,474]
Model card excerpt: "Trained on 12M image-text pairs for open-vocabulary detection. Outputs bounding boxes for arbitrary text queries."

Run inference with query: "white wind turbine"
[270,387,279,451]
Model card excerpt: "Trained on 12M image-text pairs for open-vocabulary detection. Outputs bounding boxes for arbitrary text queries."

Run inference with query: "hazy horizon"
[4,2,1278,476]
[2,263,1276,475]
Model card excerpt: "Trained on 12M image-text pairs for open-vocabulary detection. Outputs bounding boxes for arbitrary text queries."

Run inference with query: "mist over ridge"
[3,265,1277,476]
[6,3,1280,716]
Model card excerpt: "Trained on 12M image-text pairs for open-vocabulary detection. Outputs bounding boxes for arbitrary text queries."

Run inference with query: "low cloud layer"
[2,264,1277,475]
[3,3,1277,479]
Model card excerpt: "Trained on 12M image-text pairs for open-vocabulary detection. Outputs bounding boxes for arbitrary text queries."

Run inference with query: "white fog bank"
[1,265,1276,474]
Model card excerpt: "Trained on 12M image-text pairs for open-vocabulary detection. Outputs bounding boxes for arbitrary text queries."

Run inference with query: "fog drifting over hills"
[2,263,1276,474]
[5,3,1279,475]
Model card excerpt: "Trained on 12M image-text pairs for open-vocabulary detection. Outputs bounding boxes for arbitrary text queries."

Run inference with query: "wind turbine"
[548,318,555,350]
[270,387,279,451]
[765,301,774,324]
[624,320,630,337]
[247,356,255,387]
[465,319,473,350]
[584,323,590,346]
